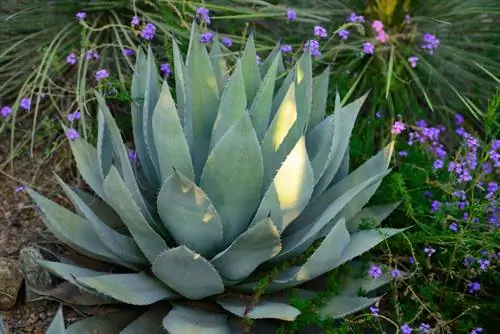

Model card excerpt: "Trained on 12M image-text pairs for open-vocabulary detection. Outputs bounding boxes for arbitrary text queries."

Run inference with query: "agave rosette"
[27,23,405,332]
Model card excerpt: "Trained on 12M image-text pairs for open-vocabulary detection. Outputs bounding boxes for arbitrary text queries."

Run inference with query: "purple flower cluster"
[95,69,109,81]
[1,106,12,117]
[304,40,321,57]
[67,111,80,122]
[160,63,172,78]
[196,7,211,25]
[348,12,365,23]
[286,9,297,22]
[421,33,440,55]
[140,23,156,40]
[221,37,233,48]
[280,44,293,53]
[200,32,214,44]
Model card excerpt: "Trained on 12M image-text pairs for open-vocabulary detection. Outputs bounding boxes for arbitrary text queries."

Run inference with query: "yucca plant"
[25,22,405,332]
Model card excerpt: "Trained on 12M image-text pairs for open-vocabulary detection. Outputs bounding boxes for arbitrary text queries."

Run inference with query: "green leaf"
[294,51,313,131]
[162,304,230,334]
[152,246,224,300]
[216,299,300,321]
[346,202,401,232]
[306,115,335,183]
[121,305,170,334]
[251,137,314,232]
[209,35,228,94]
[71,188,124,230]
[65,310,142,333]
[210,60,247,150]
[76,272,177,305]
[241,34,261,104]
[249,54,280,141]
[319,296,380,320]
[259,42,280,76]
[385,45,395,99]
[308,66,330,131]
[211,218,281,281]
[271,67,295,119]
[172,38,186,130]
[103,166,167,262]
[331,148,349,185]
[96,109,114,180]
[185,22,220,181]
[55,175,147,266]
[157,171,223,257]
[27,189,127,266]
[37,260,107,290]
[314,93,368,197]
[152,81,194,183]
[200,112,263,246]
[46,306,65,334]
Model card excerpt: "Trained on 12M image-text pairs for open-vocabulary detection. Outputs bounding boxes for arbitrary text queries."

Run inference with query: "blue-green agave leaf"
[65,310,142,333]
[260,42,285,77]
[271,67,295,120]
[96,108,114,180]
[162,304,230,334]
[319,296,380,320]
[103,166,167,262]
[157,171,223,257]
[152,81,194,183]
[37,260,107,291]
[55,175,146,266]
[46,306,65,334]
[346,202,401,232]
[331,147,349,185]
[308,66,330,131]
[71,188,124,230]
[210,60,247,150]
[209,35,228,93]
[211,218,281,281]
[200,111,263,246]
[306,115,335,183]
[294,51,313,132]
[251,136,314,232]
[121,305,170,334]
[185,22,220,181]
[152,246,224,300]
[249,54,280,141]
[172,38,186,130]
[241,34,261,104]
[76,272,177,306]
[216,299,300,321]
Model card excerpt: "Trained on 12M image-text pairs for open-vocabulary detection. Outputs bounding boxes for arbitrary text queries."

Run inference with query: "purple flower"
[424,246,436,257]
[85,50,99,61]
[20,98,31,111]
[390,268,401,278]
[76,12,87,21]
[423,190,433,198]
[430,200,440,212]
[455,113,464,125]
[399,151,408,157]
[391,121,406,134]
[1,106,12,117]
[409,257,415,264]
[196,7,211,24]
[449,223,458,232]
[401,324,413,334]
[408,56,419,68]
[304,40,321,57]
[338,29,349,40]
[67,111,81,122]
[477,259,490,271]
[221,37,233,48]
[66,128,79,141]
[368,265,382,279]
[482,162,492,174]
[200,32,214,44]
[95,69,109,81]
[372,20,384,32]
[160,63,172,78]
[129,150,137,163]
[348,13,365,23]
[404,14,411,24]
[15,185,27,193]
[363,42,375,55]
[369,306,379,316]
[123,48,134,57]
[418,323,431,333]
[463,256,475,267]
[66,53,77,65]
[287,9,297,21]
[421,33,440,55]
[375,111,381,118]
[140,23,156,40]
[433,159,444,170]
[467,281,480,294]
[280,44,293,53]
[131,15,140,27]
[313,25,328,38]
[471,328,483,334]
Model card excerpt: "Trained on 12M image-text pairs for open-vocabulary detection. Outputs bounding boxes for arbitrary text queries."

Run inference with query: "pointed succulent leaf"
[314,93,369,197]
[71,188,123,230]
[46,306,65,334]
[249,54,279,141]
[27,189,128,266]
[209,35,228,93]
[163,304,230,334]
[185,22,220,181]
[37,260,107,290]
[157,171,223,257]
[251,137,314,232]
[29,281,116,306]
[331,148,349,184]
[96,109,114,179]
[152,81,195,183]
[211,218,281,281]
[103,166,167,262]
[55,175,147,266]
[152,246,224,300]
[260,42,285,77]
[172,38,186,129]
[347,202,401,232]
[121,305,170,334]
[308,66,330,131]
[76,272,177,305]
[216,299,300,321]
[210,60,247,150]
[241,34,261,103]
[201,112,263,246]
[65,310,142,334]
[271,67,295,119]
[261,82,300,188]
[319,296,381,320]
[306,115,335,183]
[294,51,313,131]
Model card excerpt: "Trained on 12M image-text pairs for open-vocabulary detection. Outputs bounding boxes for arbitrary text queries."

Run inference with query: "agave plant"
[26,22,405,332]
